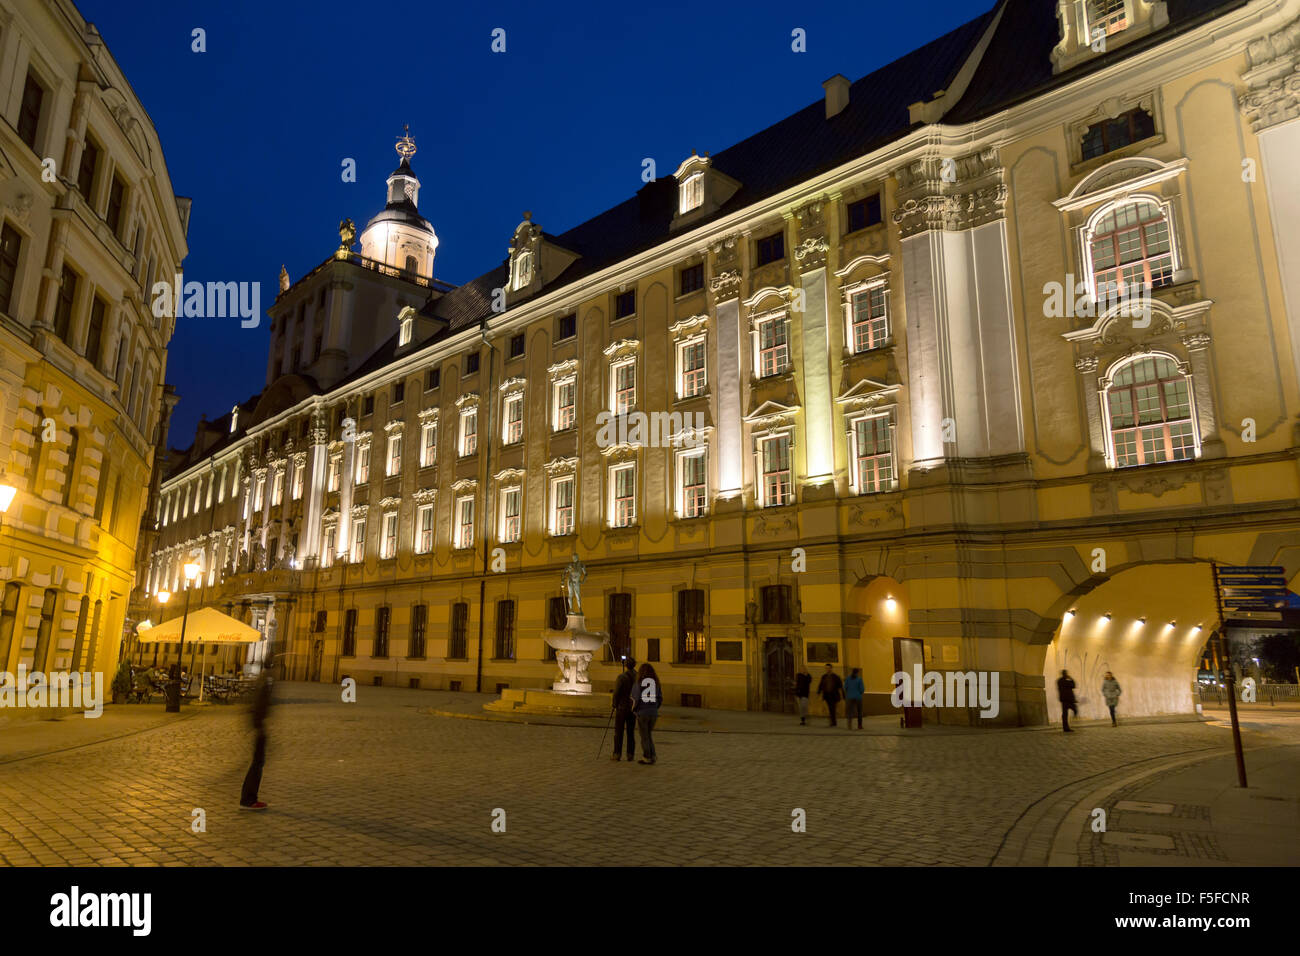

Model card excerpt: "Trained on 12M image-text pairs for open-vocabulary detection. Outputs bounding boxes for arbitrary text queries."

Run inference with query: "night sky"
[76,0,993,450]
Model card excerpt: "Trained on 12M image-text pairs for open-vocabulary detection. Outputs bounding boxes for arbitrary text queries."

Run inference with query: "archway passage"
[1043,563,1218,723]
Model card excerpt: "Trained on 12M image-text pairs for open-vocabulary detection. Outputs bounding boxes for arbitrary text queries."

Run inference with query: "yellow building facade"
[0,0,190,699]
[146,0,1300,725]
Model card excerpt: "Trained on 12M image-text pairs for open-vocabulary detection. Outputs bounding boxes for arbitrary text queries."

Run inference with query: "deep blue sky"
[78,0,992,449]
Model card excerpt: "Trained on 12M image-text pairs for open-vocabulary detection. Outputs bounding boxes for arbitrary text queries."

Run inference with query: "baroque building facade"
[0,0,189,694]
[145,0,1300,724]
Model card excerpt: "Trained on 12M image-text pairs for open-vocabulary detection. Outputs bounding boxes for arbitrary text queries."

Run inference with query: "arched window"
[1105,354,1197,468]
[1086,199,1173,299]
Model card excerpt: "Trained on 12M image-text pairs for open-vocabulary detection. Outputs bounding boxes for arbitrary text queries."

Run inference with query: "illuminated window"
[322,526,336,567]
[677,589,706,664]
[253,475,265,512]
[551,476,575,536]
[380,512,398,559]
[850,414,893,493]
[271,470,284,507]
[850,286,889,353]
[678,449,707,518]
[398,315,412,346]
[420,422,437,467]
[351,518,366,563]
[503,395,523,444]
[415,504,434,554]
[679,172,704,214]
[1105,355,1197,468]
[757,316,790,377]
[678,337,706,398]
[386,432,402,477]
[759,434,793,507]
[459,408,477,457]
[292,460,305,500]
[455,495,475,549]
[612,359,636,414]
[553,378,576,431]
[609,463,635,528]
[500,487,521,543]
[1086,0,1128,37]
[355,441,371,484]
[327,454,341,492]
[1087,199,1174,300]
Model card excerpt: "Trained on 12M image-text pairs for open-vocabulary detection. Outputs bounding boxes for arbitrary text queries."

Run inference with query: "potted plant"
[111,659,132,705]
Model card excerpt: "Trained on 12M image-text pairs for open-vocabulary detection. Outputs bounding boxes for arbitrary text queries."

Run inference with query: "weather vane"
[396,124,416,161]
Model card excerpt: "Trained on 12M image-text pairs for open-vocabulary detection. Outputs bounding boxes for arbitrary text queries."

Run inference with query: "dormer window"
[679,172,704,214]
[398,313,413,346]
[1052,0,1167,74]
[512,246,533,290]
[1087,0,1128,38]
[230,406,239,433]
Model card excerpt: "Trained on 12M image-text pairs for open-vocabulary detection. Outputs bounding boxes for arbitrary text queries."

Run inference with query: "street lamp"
[0,479,16,575]
[166,561,201,712]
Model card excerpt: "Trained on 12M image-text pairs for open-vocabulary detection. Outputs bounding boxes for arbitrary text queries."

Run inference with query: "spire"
[395,124,416,169]
[386,125,421,208]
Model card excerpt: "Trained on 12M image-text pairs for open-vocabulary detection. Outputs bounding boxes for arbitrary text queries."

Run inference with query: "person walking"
[794,667,812,725]
[1101,671,1122,726]
[634,663,662,765]
[1057,669,1078,733]
[817,664,843,727]
[844,667,865,729]
[611,657,637,761]
[239,663,273,810]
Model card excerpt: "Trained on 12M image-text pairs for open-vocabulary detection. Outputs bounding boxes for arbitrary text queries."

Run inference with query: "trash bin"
[164,680,180,712]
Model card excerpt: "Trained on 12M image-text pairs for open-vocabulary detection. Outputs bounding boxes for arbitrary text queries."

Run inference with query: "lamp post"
[166,561,201,712]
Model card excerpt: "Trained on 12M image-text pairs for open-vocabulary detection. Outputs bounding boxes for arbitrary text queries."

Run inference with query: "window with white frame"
[253,475,265,511]
[351,517,366,563]
[757,315,790,377]
[380,512,398,559]
[849,413,893,493]
[420,421,437,467]
[455,495,475,549]
[355,441,371,484]
[415,503,434,554]
[1086,199,1174,300]
[500,487,521,543]
[679,172,704,214]
[459,408,477,456]
[271,470,284,507]
[328,454,341,492]
[678,337,706,398]
[553,378,576,431]
[386,432,402,477]
[849,285,889,353]
[611,358,636,414]
[398,314,413,346]
[550,475,575,536]
[609,463,636,528]
[503,394,523,444]
[291,460,304,500]
[758,433,793,506]
[1105,354,1197,468]
[1086,0,1127,37]
[678,449,708,518]
[322,526,336,567]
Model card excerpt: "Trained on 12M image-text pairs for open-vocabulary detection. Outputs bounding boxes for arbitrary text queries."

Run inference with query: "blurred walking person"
[634,663,662,765]
[794,667,812,726]
[611,657,637,761]
[1057,669,1078,733]
[239,662,274,810]
[1101,671,1122,727]
[818,664,843,727]
[844,667,865,729]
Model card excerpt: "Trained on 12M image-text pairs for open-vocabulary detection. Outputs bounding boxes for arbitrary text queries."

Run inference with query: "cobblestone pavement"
[0,683,1294,867]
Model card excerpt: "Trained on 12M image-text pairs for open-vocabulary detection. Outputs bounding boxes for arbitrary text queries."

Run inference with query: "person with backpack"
[844,667,865,729]
[633,663,662,765]
[817,664,844,727]
[794,667,812,725]
[1101,671,1122,726]
[610,657,637,761]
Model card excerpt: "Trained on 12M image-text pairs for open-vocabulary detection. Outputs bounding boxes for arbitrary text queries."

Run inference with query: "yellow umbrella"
[137,607,263,701]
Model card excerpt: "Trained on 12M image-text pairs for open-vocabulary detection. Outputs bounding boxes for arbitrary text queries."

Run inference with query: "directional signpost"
[1209,563,1289,788]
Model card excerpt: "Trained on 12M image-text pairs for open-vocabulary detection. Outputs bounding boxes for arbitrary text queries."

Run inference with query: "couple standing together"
[794,664,865,727]
[611,659,663,764]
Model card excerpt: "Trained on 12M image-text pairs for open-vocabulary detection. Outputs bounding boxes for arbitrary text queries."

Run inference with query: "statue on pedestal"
[561,553,586,616]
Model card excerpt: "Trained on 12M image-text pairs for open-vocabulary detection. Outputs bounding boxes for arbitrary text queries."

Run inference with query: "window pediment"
[745,400,800,429]
[743,285,795,313]
[669,314,708,340]
[836,378,901,412]
[547,358,579,380]
[833,254,890,283]
[544,456,579,477]
[499,376,527,396]
[1055,156,1187,212]
[493,467,525,483]
[455,392,479,410]
[603,338,641,360]
[450,478,477,493]
[412,487,438,504]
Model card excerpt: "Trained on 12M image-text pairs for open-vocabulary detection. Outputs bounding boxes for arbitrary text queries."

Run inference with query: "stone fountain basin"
[543,630,606,654]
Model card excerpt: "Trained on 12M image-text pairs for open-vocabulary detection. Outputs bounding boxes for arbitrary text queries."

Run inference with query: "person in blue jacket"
[844,667,865,729]
[633,663,663,765]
